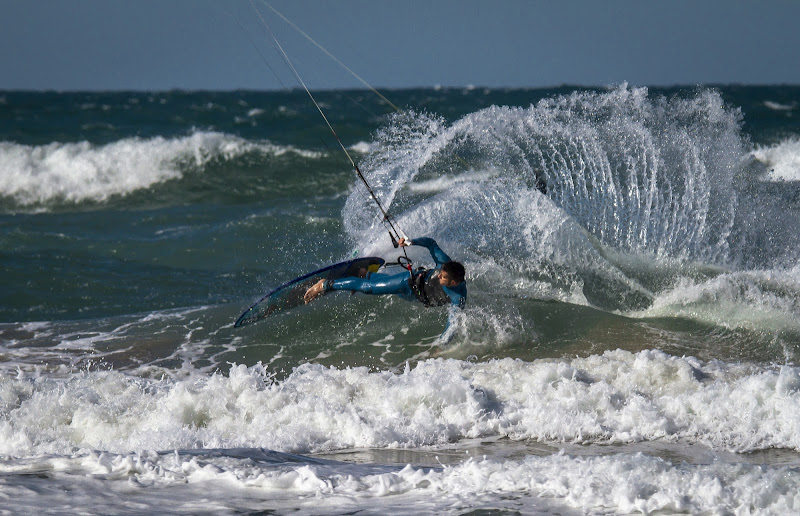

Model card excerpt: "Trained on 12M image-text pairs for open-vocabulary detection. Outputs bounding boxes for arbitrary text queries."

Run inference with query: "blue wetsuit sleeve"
[411,237,451,268]
[443,282,467,309]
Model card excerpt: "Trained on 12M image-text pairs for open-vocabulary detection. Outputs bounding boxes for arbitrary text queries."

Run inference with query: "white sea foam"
[764,100,796,111]
[348,140,375,154]
[0,132,322,207]
[3,350,800,513]
[752,138,800,182]
[1,448,798,514]
[630,266,800,332]
[2,350,800,458]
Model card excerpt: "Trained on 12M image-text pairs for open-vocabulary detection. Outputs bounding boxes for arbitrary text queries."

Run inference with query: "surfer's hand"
[397,238,411,247]
[304,279,327,304]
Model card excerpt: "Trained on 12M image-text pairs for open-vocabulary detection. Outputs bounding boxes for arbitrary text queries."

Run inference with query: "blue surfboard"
[234,257,385,328]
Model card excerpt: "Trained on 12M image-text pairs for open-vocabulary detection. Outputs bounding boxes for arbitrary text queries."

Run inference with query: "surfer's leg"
[330,271,410,296]
[304,271,412,303]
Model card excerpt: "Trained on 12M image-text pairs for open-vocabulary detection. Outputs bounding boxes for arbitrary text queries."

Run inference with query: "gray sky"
[1,0,799,91]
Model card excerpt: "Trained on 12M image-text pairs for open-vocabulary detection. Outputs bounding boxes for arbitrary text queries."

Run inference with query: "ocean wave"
[752,138,800,182]
[764,100,796,112]
[630,265,800,333]
[0,131,323,209]
[2,350,800,458]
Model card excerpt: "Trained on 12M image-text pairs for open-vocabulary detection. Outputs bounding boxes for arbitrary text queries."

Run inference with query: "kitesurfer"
[304,237,466,340]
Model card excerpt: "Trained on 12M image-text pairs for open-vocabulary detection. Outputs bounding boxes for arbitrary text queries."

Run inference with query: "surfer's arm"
[438,285,466,344]
[399,237,451,267]
[438,305,461,345]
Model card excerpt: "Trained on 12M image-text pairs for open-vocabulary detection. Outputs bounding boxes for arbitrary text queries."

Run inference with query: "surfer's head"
[439,261,465,287]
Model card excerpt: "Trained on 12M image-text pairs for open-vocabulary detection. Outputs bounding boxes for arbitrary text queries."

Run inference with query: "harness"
[408,267,450,307]
[389,255,451,308]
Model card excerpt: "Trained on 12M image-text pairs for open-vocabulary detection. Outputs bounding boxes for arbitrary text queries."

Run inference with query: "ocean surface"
[1,84,800,514]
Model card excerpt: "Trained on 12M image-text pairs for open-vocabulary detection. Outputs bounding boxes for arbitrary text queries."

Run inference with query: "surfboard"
[234,257,385,328]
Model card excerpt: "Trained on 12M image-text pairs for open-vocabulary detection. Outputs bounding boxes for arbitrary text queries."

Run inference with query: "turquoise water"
[2,85,800,513]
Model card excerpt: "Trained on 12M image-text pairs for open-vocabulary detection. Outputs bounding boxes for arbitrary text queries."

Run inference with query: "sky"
[1,0,799,91]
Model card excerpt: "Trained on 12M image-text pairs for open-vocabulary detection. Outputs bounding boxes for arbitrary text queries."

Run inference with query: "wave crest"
[752,138,800,182]
[0,131,320,209]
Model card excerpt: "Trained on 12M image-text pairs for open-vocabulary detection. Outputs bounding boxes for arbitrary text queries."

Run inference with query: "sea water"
[1,85,800,514]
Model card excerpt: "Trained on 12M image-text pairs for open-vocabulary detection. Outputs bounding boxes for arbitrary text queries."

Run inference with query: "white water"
[631,265,800,332]
[0,131,322,207]
[753,138,800,182]
[4,350,800,457]
[3,447,800,514]
[2,350,800,513]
